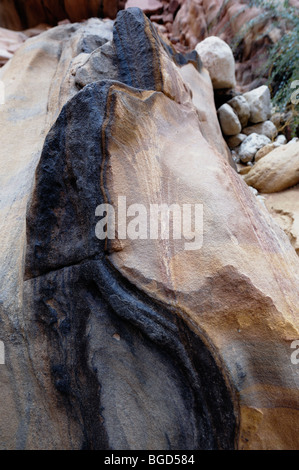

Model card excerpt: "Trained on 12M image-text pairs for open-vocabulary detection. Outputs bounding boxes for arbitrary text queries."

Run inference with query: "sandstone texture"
[0,6,299,452]
[264,186,299,256]
[255,142,281,162]
[243,121,278,140]
[0,0,125,30]
[244,142,299,193]
[0,27,27,65]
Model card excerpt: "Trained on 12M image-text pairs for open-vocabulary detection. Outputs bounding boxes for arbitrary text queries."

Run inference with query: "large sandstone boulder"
[195,36,236,89]
[244,142,299,193]
[0,7,299,451]
[255,142,281,162]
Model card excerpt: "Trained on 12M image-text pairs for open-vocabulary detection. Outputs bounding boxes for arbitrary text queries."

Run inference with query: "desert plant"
[232,0,299,136]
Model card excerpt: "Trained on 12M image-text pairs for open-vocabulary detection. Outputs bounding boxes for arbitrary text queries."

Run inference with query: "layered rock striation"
[0,7,299,450]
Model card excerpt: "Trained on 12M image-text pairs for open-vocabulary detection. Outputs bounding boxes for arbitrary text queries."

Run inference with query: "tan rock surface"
[264,186,299,256]
[0,7,299,451]
[244,142,299,193]
[178,63,232,161]
[195,36,236,89]
[255,142,281,162]
[106,82,299,449]
[169,0,290,90]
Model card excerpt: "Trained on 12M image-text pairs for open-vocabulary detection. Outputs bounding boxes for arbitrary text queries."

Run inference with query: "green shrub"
[231,0,299,136]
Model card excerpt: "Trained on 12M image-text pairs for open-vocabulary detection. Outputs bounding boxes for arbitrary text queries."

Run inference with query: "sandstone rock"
[243,120,278,140]
[0,27,26,65]
[255,142,281,162]
[1,7,299,452]
[178,63,232,163]
[244,142,299,192]
[126,0,163,15]
[172,0,258,52]
[75,41,118,89]
[218,103,242,136]
[172,0,208,50]
[168,0,180,15]
[264,186,299,255]
[227,133,246,149]
[227,95,250,127]
[195,36,236,89]
[243,85,271,124]
[237,164,253,175]
[239,133,271,163]
[0,15,120,451]
[157,0,299,96]
[0,0,124,30]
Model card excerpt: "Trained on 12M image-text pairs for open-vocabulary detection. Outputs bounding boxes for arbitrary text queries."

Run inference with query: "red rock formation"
[133,0,296,90]
[0,0,125,30]
[0,27,26,65]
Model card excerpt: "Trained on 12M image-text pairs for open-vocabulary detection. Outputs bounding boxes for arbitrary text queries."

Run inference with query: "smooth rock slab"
[244,142,299,192]
[0,0,124,29]
[264,186,299,255]
[196,36,236,89]
[255,142,281,162]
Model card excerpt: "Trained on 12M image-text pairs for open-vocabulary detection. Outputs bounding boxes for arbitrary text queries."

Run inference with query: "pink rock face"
[0,27,26,66]
[169,0,289,89]
[126,0,164,15]
[172,0,261,49]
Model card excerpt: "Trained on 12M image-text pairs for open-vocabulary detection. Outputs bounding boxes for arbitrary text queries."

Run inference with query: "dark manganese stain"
[25,8,238,450]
